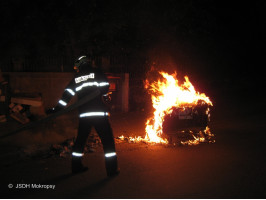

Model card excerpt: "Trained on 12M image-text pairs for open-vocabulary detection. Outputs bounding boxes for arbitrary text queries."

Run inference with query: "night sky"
[0,0,265,82]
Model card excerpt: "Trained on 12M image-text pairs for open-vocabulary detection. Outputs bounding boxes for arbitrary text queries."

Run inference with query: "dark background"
[0,0,265,108]
[1,0,265,75]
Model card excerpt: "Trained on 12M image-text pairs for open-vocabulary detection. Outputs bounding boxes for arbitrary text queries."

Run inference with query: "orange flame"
[144,71,212,144]
[117,71,213,145]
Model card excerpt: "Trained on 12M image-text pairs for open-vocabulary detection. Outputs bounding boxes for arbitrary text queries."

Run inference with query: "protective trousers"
[72,116,118,174]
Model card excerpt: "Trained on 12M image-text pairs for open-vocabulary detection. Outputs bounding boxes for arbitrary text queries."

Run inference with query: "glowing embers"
[179,126,215,146]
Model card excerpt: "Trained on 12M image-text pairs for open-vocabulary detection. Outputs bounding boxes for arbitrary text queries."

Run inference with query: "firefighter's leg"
[94,117,119,176]
[71,118,91,173]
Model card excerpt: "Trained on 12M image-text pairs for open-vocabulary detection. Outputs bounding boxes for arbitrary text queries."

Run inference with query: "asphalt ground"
[1,88,266,198]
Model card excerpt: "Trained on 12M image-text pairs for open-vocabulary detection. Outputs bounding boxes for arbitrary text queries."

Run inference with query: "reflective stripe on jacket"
[56,68,110,117]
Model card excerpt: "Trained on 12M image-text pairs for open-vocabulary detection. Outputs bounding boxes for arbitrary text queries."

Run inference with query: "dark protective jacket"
[56,66,110,118]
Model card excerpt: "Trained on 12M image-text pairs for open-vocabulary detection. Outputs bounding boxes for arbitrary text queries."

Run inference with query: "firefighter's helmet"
[74,55,92,72]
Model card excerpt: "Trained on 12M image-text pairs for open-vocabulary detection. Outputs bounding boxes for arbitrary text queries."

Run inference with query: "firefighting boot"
[71,156,88,174]
[105,153,120,177]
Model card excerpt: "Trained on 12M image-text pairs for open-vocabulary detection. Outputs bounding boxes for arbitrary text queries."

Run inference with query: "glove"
[102,93,111,103]
[45,107,60,115]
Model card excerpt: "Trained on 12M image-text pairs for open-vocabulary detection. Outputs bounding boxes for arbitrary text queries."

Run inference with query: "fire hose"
[0,89,101,139]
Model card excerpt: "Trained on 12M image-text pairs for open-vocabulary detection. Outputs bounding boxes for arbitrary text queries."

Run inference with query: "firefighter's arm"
[46,81,76,114]
[102,91,112,103]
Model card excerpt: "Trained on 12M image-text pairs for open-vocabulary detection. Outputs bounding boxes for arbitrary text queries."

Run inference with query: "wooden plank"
[11,97,42,107]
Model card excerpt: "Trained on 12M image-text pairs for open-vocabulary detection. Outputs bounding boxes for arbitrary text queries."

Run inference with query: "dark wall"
[3,72,128,112]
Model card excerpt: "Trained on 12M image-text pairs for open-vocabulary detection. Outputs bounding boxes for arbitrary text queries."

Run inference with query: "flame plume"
[117,71,213,145]
[144,71,212,144]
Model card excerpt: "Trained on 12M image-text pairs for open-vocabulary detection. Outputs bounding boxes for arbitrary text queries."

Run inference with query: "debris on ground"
[22,132,103,159]
[9,103,30,124]
[3,92,44,124]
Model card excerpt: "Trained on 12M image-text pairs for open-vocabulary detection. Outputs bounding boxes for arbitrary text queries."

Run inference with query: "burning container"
[163,103,210,132]
[162,101,211,144]
[117,70,214,145]
[144,71,214,145]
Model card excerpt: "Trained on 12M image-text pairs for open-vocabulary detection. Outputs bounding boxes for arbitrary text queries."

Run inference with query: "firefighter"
[47,55,119,176]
